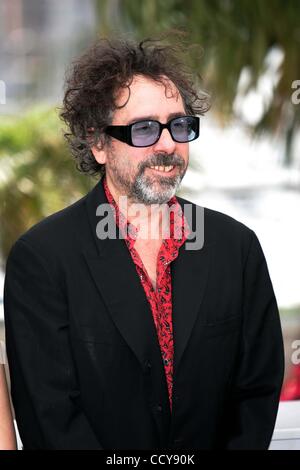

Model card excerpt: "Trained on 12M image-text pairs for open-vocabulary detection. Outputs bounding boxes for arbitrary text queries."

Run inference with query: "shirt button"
[144,360,152,374]
[173,438,183,448]
[163,359,169,365]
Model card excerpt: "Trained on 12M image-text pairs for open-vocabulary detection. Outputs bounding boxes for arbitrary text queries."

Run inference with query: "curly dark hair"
[60,36,210,177]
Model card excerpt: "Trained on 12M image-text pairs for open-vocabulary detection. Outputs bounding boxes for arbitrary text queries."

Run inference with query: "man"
[4,38,284,450]
[0,342,16,449]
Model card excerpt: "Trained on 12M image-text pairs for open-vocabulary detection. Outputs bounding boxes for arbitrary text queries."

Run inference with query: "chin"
[131,174,181,204]
[141,188,177,205]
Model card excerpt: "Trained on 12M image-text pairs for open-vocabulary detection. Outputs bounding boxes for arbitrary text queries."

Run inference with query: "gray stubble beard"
[131,172,183,204]
[112,152,187,205]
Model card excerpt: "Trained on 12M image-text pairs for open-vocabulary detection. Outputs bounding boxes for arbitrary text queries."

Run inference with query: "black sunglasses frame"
[105,115,200,147]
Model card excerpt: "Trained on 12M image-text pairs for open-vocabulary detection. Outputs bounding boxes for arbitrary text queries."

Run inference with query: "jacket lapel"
[83,178,164,370]
[171,201,212,377]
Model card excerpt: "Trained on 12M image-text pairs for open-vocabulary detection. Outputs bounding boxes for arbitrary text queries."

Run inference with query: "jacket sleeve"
[4,237,103,449]
[224,230,285,449]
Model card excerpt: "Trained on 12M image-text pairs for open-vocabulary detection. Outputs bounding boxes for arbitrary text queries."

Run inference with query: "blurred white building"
[0,0,96,113]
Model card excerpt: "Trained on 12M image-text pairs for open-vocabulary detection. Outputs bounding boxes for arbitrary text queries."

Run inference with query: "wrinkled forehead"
[113,74,185,123]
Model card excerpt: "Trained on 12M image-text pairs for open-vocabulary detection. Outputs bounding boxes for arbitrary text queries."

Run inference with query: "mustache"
[140,153,185,170]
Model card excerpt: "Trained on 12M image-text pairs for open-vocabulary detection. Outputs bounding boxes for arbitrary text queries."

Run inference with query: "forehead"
[113,75,185,124]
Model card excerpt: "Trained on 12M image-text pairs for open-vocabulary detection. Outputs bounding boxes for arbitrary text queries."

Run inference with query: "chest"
[134,240,162,289]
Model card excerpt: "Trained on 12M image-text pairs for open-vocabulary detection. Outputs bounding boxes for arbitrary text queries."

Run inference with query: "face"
[92,75,189,205]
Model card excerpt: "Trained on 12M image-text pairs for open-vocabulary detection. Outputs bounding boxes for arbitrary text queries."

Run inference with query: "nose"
[153,128,176,154]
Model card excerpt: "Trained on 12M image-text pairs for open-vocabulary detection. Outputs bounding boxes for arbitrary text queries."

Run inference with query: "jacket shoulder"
[9,193,88,257]
[177,195,253,233]
[177,194,255,250]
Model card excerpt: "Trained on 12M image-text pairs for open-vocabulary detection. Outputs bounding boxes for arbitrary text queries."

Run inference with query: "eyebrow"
[126,112,187,125]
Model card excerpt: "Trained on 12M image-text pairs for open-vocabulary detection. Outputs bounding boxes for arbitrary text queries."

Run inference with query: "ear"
[91,143,107,165]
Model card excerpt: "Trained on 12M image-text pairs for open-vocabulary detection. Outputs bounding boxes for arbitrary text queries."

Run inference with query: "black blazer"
[4,178,284,450]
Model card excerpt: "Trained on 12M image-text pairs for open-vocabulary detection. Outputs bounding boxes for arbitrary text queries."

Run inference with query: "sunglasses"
[105,115,200,147]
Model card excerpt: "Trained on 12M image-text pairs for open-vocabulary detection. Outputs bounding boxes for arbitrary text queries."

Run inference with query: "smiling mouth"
[148,165,175,173]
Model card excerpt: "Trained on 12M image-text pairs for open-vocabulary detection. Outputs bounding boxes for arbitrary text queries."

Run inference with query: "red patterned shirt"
[102,176,190,411]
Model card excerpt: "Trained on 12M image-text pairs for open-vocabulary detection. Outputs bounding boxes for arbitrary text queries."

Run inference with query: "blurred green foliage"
[0,107,94,264]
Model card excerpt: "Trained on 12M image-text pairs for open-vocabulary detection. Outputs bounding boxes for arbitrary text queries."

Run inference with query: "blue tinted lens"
[171,116,197,142]
[131,121,160,146]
